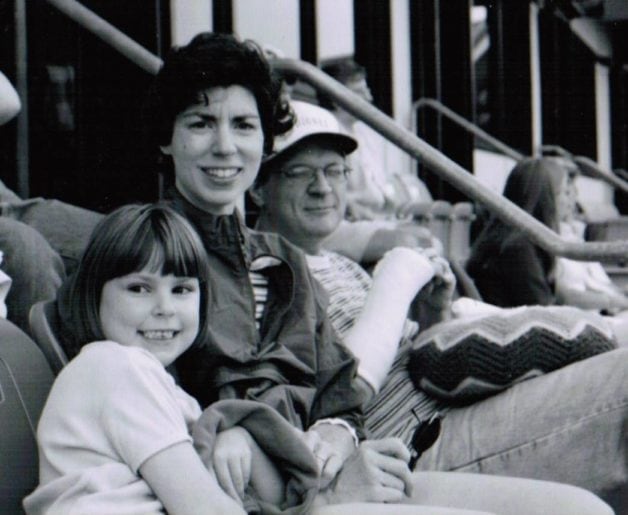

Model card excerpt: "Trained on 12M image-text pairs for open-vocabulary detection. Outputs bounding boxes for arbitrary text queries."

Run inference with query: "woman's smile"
[199,166,242,182]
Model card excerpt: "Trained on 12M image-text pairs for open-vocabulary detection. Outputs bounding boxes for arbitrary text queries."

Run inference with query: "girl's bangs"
[148,232,204,279]
[104,215,205,280]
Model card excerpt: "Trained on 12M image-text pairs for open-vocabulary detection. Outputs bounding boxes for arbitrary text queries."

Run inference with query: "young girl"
[466,157,562,307]
[24,204,254,514]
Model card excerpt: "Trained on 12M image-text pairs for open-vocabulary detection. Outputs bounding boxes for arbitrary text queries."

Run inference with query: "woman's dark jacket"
[466,231,555,308]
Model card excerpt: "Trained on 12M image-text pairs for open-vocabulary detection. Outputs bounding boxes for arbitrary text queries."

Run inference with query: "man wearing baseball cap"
[249,100,625,512]
[255,100,357,252]
[256,100,436,264]
[251,98,452,415]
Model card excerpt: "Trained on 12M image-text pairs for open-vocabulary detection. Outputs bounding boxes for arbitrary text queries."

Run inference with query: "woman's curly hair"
[143,32,294,165]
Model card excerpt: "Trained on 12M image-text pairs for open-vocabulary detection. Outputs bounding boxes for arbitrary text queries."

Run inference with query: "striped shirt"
[306,251,449,446]
[249,271,268,329]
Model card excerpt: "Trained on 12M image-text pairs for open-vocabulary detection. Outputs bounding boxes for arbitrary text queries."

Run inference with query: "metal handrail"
[573,156,628,195]
[274,59,628,260]
[411,96,628,195]
[47,0,162,75]
[412,97,525,161]
[44,0,628,260]
[540,144,628,194]
[615,168,628,182]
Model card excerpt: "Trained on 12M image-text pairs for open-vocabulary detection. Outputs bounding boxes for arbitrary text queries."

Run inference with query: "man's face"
[257,141,348,254]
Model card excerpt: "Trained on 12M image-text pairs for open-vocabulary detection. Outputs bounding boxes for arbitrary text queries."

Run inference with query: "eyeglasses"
[280,164,351,184]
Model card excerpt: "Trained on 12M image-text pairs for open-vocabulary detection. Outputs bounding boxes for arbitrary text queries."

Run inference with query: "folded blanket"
[409,305,617,402]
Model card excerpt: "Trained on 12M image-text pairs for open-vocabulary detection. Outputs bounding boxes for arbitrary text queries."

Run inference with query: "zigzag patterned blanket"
[409,305,617,402]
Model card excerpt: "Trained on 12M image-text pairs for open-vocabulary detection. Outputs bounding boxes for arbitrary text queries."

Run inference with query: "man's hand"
[372,247,437,302]
[319,438,414,505]
[416,252,456,312]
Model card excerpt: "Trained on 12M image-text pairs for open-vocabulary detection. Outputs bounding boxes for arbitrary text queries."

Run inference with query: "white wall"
[233,0,300,57]
[390,0,411,125]
[588,62,614,208]
[474,149,517,194]
[389,0,413,174]
[316,0,354,61]
[529,1,542,156]
[170,0,211,46]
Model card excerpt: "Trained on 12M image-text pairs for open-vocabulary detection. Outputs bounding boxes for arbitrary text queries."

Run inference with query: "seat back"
[449,202,475,264]
[428,200,453,257]
[0,318,54,514]
[29,301,68,375]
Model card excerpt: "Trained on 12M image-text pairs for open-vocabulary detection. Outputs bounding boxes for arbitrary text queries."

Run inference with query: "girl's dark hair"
[67,203,210,356]
[501,158,562,232]
[468,157,563,273]
[143,32,294,166]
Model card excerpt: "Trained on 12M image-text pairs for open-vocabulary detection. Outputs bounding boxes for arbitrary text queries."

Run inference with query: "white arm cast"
[343,247,436,392]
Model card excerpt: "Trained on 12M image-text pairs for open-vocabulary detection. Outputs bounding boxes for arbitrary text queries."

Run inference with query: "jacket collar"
[169,189,252,272]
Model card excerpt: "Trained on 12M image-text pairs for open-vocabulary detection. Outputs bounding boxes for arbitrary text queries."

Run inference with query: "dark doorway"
[25,0,169,213]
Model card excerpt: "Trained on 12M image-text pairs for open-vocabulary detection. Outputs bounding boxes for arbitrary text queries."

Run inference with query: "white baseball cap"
[264,100,358,164]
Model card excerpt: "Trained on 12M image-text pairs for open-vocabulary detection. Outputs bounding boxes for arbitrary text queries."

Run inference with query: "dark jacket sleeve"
[500,241,555,306]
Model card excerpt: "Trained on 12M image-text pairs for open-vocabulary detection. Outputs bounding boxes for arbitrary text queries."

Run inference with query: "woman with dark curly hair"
[55,32,378,510]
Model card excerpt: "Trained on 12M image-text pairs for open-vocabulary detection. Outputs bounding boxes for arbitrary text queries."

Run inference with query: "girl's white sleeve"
[101,350,201,473]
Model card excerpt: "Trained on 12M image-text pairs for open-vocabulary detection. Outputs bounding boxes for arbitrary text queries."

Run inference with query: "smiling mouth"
[199,167,241,180]
[305,206,335,212]
[140,330,179,340]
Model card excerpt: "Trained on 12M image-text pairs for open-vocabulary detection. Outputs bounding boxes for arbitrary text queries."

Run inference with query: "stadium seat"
[0,318,54,514]
[29,301,68,375]
[449,202,475,265]
[428,201,453,258]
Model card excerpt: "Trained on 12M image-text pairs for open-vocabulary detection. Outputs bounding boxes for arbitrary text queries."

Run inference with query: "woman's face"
[161,85,265,215]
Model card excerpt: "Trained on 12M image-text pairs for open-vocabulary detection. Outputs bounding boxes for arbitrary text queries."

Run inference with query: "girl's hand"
[212,427,254,503]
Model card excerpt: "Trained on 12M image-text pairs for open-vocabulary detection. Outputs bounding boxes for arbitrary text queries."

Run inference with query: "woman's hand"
[212,427,254,503]
[304,424,356,487]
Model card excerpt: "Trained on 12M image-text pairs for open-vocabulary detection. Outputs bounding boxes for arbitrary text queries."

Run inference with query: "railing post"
[46,0,163,75]
[15,0,29,198]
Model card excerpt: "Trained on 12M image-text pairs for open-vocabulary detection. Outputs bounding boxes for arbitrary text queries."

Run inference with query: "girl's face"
[161,85,265,215]
[556,173,577,222]
[99,270,200,367]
